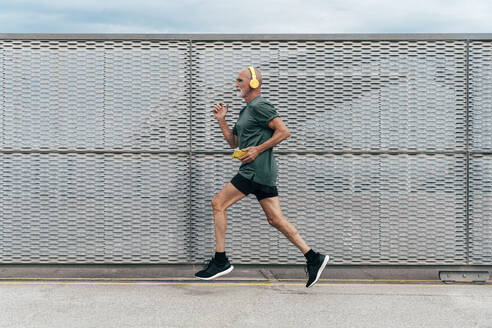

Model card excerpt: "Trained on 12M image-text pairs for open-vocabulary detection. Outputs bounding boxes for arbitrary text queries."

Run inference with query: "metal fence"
[0,34,491,265]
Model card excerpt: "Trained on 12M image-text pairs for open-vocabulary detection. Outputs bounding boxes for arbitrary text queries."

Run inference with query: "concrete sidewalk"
[1,264,491,281]
[1,279,492,328]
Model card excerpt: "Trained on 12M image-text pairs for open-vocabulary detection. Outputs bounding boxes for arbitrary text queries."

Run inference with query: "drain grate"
[439,271,490,283]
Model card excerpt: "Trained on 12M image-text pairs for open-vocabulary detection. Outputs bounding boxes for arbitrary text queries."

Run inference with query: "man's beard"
[236,88,245,98]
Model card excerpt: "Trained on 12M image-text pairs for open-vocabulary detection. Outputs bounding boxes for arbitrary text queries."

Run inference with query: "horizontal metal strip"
[0,33,492,41]
[0,150,191,155]
[196,150,468,155]
[0,150,468,155]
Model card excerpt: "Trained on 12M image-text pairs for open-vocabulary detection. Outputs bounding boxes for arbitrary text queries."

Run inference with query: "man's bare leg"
[195,182,245,280]
[259,196,310,254]
[259,196,330,288]
[211,182,247,252]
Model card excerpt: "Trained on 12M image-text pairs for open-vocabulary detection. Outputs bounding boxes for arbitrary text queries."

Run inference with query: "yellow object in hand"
[232,149,248,159]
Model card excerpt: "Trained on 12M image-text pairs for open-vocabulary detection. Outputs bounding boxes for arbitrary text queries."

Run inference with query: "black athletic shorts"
[231,173,278,201]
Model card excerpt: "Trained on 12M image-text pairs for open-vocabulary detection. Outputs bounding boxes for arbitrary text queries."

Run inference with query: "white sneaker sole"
[307,255,330,288]
[195,265,234,280]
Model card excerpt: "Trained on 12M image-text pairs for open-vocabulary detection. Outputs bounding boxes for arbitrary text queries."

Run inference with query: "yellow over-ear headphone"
[248,66,260,89]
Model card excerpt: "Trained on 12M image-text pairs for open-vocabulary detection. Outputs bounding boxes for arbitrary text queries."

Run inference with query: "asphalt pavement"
[1,278,492,328]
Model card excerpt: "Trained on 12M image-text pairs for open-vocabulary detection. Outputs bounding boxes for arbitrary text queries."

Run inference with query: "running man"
[195,67,329,288]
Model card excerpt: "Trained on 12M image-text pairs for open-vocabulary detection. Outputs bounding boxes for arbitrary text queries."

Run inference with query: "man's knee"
[267,214,283,227]
[211,197,226,212]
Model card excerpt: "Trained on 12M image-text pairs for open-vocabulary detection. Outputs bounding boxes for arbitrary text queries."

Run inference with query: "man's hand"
[239,146,261,163]
[213,102,229,120]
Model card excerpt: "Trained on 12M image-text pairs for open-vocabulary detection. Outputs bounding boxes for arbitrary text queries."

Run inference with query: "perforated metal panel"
[190,40,469,264]
[191,41,467,152]
[0,39,191,263]
[192,154,467,264]
[0,153,190,263]
[0,36,488,265]
[469,155,492,265]
[280,154,467,264]
[468,41,492,265]
[0,40,190,150]
[469,41,492,152]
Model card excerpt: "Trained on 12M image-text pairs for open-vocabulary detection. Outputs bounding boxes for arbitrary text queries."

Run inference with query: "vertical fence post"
[465,39,470,265]
[188,39,193,263]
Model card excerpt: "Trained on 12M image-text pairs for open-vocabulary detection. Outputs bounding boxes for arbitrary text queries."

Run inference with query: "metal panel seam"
[1,47,4,147]
[188,39,193,263]
[465,39,470,265]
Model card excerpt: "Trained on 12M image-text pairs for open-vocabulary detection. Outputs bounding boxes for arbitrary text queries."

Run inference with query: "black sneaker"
[305,252,330,288]
[195,257,234,280]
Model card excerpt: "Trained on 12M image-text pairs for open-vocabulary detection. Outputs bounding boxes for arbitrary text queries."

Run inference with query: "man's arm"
[213,102,238,149]
[239,117,290,163]
[217,118,238,149]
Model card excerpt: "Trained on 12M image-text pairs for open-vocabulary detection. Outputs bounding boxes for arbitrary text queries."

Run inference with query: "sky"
[0,0,491,34]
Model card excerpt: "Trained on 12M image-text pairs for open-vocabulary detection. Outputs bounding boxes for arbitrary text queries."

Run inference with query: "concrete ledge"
[0,264,491,282]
